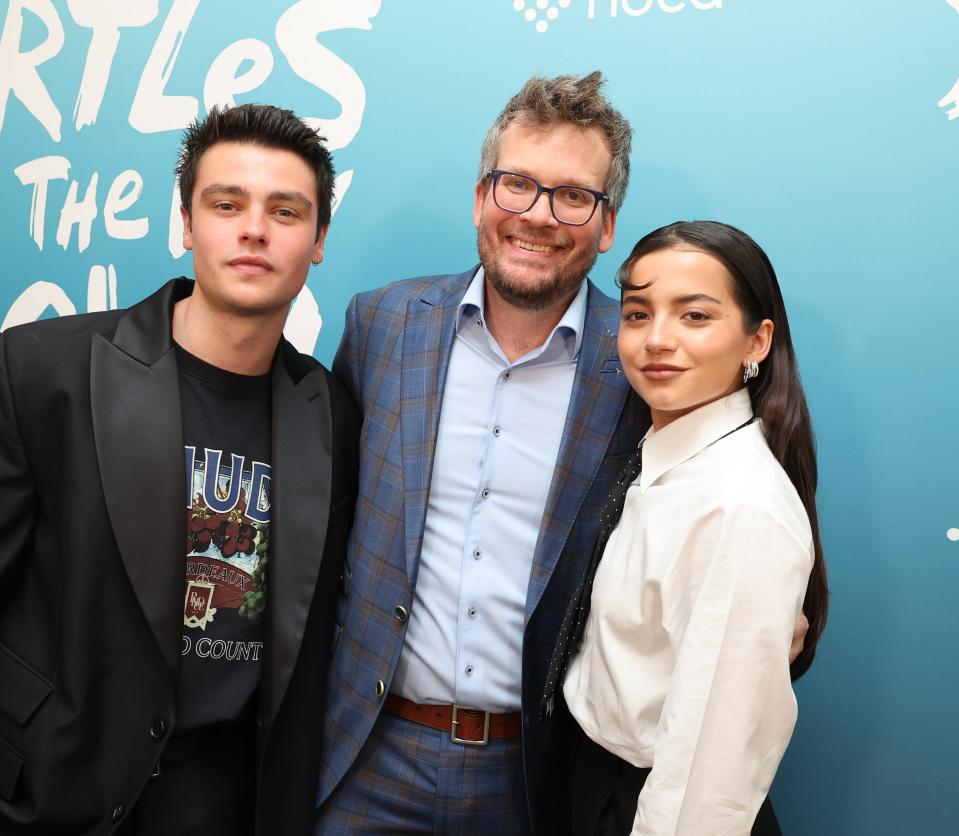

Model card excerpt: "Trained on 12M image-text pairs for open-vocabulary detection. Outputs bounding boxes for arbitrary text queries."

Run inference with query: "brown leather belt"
[383,694,522,746]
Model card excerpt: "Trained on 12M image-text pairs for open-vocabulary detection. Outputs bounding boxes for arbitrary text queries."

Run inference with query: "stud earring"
[743,359,759,383]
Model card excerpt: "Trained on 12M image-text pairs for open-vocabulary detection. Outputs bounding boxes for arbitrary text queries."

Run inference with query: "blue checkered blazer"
[320,268,649,834]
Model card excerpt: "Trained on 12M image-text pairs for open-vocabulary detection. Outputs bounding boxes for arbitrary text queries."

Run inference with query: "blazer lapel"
[525,284,630,618]
[259,346,333,727]
[398,273,470,587]
[90,279,191,680]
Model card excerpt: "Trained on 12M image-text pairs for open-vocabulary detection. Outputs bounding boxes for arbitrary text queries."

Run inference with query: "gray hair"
[477,71,632,213]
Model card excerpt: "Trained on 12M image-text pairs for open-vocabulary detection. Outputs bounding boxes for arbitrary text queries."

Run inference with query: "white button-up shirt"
[564,387,813,835]
[392,268,587,712]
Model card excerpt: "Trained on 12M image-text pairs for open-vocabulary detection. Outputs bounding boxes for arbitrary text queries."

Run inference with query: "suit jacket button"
[111,805,125,823]
[149,719,167,739]
[393,605,409,622]
[375,679,386,698]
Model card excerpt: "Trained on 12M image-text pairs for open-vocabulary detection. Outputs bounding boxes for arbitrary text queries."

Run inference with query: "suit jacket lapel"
[90,279,191,680]
[259,344,333,727]
[525,283,630,618]
[398,272,471,587]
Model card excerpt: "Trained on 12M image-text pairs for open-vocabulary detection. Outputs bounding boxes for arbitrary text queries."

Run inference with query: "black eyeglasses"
[486,170,609,226]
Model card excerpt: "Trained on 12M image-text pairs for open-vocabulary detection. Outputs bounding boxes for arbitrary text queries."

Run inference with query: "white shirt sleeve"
[632,503,813,836]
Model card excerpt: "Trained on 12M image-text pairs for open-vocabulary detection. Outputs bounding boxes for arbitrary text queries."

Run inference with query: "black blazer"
[0,279,359,835]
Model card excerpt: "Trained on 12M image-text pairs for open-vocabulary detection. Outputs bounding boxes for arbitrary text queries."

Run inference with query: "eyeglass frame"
[485,169,610,227]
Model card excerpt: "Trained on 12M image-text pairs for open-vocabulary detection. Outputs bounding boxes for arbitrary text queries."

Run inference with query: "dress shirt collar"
[639,387,755,494]
[456,266,588,361]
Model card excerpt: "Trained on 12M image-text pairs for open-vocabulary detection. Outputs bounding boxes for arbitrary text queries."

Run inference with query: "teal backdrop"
[1,1,957,832]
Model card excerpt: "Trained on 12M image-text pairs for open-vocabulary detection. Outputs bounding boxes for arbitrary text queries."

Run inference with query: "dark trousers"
[116,722,256,836]
[570,723,782,836]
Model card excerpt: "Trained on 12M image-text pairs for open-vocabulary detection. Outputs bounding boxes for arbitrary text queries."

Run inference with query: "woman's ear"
[747,319,774,364]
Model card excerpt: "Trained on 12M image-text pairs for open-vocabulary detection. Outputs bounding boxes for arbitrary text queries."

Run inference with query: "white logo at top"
[513,1,723,34]
[512,0,572,34]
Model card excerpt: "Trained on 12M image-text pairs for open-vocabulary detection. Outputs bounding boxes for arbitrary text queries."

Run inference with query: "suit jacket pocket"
[0,641,52,726]
[0,735,23,801]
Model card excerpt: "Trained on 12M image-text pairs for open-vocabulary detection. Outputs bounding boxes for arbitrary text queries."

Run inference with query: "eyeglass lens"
[493,172,599,225]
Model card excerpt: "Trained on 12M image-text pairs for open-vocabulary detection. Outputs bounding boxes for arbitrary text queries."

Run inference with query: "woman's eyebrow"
[674,293,723,305]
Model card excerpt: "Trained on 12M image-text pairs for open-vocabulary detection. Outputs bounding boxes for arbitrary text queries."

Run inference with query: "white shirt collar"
[456,266,588,360]
[639,387,755,494]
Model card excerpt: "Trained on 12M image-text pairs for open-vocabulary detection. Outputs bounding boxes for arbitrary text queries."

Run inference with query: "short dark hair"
[478,71,632,212]
[618,221,828,680]
[176,103,335,236]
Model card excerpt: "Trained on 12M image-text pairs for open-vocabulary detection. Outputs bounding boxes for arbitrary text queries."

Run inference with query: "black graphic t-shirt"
[176,344,272,733]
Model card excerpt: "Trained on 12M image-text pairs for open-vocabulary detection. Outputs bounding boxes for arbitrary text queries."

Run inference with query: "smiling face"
[618,246,773,430]
[473,121,616,312]
[182,141,327,325]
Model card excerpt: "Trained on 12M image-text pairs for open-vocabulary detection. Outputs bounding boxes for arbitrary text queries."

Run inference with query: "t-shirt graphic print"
[179,446,271,731]
[184,447,271,630]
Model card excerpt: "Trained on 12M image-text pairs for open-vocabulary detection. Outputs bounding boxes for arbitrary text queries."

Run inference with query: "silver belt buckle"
[450,704,490,746]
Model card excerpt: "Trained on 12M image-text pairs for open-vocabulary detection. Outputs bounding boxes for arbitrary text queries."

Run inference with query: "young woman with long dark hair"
[560,221,828,835]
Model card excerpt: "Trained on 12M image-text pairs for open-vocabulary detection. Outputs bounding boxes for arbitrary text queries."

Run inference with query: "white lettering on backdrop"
[0,0,65,140]
[69,1,161,131]
[939,0,959,120]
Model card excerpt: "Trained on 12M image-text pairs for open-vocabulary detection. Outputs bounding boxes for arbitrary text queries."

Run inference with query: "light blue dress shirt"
[391,268,588,713]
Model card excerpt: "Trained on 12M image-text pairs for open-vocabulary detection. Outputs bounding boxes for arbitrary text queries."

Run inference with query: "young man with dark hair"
[0,103,358,836]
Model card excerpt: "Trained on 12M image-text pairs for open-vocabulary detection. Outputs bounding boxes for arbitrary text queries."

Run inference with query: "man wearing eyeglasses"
[316,73,799,835]
[313,70,640,836]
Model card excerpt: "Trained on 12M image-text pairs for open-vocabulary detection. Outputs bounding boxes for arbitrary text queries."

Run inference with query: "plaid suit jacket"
[320,268,650,833]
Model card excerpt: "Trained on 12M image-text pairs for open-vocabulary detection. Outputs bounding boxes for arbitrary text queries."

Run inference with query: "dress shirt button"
[375,679,386,698]
[492,425,501,438]
[149,719,167,740]
[481,489,490,499]
[467,607,477,619]
[472,548,482,560]
[464,665,474,676]
[503,370,511,380]
[394,604,409,622]
[111,806,125,823]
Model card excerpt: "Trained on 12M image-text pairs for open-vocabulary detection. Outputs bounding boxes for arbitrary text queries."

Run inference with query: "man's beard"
[476,220,601,311]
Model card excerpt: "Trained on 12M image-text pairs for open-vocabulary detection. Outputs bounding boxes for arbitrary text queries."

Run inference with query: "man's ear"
[181,206,193,252]
[598,206,617,254]
[311,225,330,265]
[473,180,489,230]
